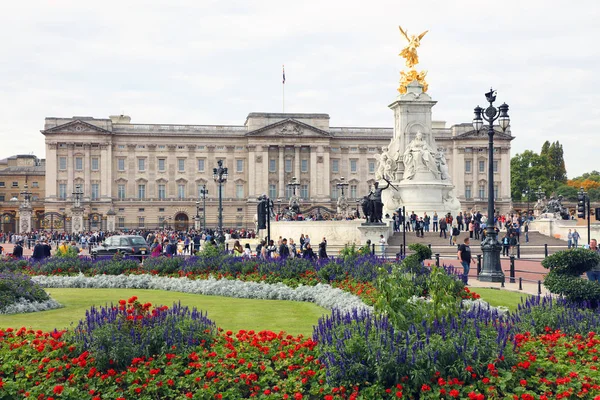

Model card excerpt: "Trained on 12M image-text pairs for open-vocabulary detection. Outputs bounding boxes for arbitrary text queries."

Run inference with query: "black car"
[91,235,149,259]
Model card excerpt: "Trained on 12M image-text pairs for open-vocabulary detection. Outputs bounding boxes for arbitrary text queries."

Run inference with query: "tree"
[555,184,578,201]
[510,150,552,200]
[548,141,567,183]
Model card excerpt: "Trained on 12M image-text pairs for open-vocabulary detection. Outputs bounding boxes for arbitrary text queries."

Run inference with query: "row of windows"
[0,182,39,188]
[465,160,499,173]
[116,158,244,173]
[331,185,359,200]
[0,195,40,202]
[266,159,375,174]
[58,157,100,171]
[268,184,310,200]
[58,184,100,200]
[464,185,499,200]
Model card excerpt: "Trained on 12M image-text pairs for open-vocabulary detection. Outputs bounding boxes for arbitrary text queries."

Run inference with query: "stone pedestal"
[106,215,116,232]
[19,206,32,233]
[194,216,201,230]
[71,207,84,234]
[356,222,393,247]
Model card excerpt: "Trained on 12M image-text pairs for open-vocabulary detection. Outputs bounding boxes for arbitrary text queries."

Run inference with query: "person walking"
[439,217,447,239]
[509,233,518,257]
[432,212,438,232]
[303,243,316,260]
[451,224,460,246]
[502,233,510,257]
[279,238,290,259]
[457,237,475,285]
[318,237,328,260]
[150,239,162,257]
[424,213,430,233]
[233,240,244,256]
[524,220,529,243]
[457,212,464,231]
[573,229,581,248]
[12,241,23,258]
[379,235,387,256]
[587,239,600,282]
[567,229,573,249]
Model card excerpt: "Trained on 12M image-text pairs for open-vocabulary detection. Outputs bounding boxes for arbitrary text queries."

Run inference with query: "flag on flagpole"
[282,65,285,84]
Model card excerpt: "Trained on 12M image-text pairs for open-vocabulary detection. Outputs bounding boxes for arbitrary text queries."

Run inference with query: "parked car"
[91,235,149,259]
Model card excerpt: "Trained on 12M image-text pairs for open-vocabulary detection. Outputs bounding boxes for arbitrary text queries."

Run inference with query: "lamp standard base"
[478,228,505,283]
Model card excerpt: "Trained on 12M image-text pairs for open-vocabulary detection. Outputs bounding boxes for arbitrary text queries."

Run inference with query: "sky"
[1,0,598,178]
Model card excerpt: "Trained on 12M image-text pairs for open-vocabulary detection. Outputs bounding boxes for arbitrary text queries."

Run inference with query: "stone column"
[19,206,32,234]
[262,146,269,196]
[127,144,137,198]
[84,144,91,197]
[278,146,285,198]
[187,145,196,198]
[167,144,177,198]
[67,143,74,200]
[45,142,58,199]
[310,146,318,199]
[206,145,216,200]
[71,206,84,234]
[322,146,331,199]
[104,142,113,199]
[294,145,301,178]
[148,144,157,198]
[247,145,256,197]
[106,210,116,232]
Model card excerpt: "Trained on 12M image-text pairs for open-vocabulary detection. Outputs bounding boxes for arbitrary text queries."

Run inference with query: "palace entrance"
[174,213,189,231]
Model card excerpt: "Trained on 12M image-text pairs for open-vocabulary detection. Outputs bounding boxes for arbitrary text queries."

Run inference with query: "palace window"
[285,185,293,199]
[236,159,244,173]
[269,184,277,199]
[301,159,308,173]
[493,160,499,173]
[285,159,292,173]
[465,160,472,173]
[350,147,358,152]
[332,159,339,173]
[368,161,375,174]
[59,184,67,200]
[350,185,357,199]
[91,184,99,200]
[0,195,6,201]
[0,182,4,187]
[465,185,472,199]
[158,158,166,171]
[118,184,126,200]
[158,184,166,200]
[198,159,205,172]
[91,157,99,171]
[269,159,276,173]
[236,184,244,199]
[118,145,125,149]
[300,184,309,200]
[331,186,339,200]
[117,159,125,171]
[478,160,485,173]
[118,217,125,229]
[178,159,185,172]
[12,182,18,187]
[197,145,205,150]
[75,157,83,170]
[32,182,39,188]
[350,160,358,173]
[138,217,145,228]
[478,185,485,199]
[494,184,499,199]
[59,157,67,170]
[138,184,146,199]
[178,184,185,199]
[138,158,146,172]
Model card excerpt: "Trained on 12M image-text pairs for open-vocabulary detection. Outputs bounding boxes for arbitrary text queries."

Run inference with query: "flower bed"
[0,271,61,314]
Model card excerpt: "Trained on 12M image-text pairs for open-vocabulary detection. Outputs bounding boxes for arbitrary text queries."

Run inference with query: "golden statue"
[397,26,429,94]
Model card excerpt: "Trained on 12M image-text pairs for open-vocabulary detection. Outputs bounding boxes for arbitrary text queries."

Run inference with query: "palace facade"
[36,111,513,231]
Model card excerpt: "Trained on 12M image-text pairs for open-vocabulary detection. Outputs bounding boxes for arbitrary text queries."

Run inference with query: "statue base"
[357,222,393,247]
[382,176,461,217]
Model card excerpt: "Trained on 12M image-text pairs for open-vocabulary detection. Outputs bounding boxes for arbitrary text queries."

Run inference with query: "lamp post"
[199,185,208,232]
[288,176,300,197]
[523,188,530,219]
[277,199,282,214]
[472,89,510,282]
[20,184,32,206]
[336,176,349,197]
[168,216,172,230]
[336,177,349,216]
[72,185,83,208]
[212,160,228,242]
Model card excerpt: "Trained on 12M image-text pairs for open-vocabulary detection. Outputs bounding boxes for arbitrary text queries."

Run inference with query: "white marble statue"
[402,131,439,180]
[375,146,396,181]
[435,151,450,180]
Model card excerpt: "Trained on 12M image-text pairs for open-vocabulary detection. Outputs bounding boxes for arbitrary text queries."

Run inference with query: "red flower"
[128,296,138,304]
[421,384,431,392]
[520,379,527,386]
[119,299,126,306]
[53,385,64,395]
[450,389,460,398]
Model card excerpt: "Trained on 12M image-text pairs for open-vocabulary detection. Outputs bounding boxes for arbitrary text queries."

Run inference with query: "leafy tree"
[511,141,567,200]
[548,141,567,183]
[555,184,578,201]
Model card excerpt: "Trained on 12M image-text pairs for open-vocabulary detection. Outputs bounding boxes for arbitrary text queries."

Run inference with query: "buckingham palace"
[39,111,513,231]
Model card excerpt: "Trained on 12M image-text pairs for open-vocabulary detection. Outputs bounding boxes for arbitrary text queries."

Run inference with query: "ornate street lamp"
[72,185,83,208]
[472,88,510,282]
[200,184,208,231]
[288,176,300,197]
[336,176,349,197]
[20,184,32,207]
[522,188,531,219]
[212,160,228,241]
[277,199,282,214]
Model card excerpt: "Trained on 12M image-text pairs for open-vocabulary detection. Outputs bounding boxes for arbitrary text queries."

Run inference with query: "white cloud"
[0,0,599,177]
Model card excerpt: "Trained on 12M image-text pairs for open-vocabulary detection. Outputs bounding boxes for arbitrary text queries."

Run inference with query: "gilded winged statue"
[397,26,429,94]
[398,26,428,68]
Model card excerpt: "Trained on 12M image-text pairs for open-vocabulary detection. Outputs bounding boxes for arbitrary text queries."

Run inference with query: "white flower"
[0,298,63,315]
[32,274,372,313]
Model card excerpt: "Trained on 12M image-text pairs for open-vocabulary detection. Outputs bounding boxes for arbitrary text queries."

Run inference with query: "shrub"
[0,271,50,310]
[541,248,600,275]
[72,297,216,371]
[408,243,432,262]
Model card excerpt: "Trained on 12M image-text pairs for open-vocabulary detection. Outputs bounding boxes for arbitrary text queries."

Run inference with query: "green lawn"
[473,288,530,311]
[0,289,327,337]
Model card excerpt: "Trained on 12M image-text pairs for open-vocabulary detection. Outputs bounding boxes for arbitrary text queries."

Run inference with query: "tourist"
[586,239,600,282]
[233,240,244,256]
[423,213,430,232]
[266,240,277,258]
[457,237,475,285]
[288,238,297,258]
[416,218,424,238]
[439,217,447,239]
[457,212,464,231]
[509,233,518,257]
[243,243,252,258]
[567,229,573,249]
[502,233,510,257]
[70,241,80,255]
[303,243,316,260]
[279,238,290,259]
[299,234,306,251]
[451,224,460,246]
[573,229,581,248]
[151,239,162,257]
[12,241,23,258]
[43,240,52,258]
[379,235,387,255]
[524,220,529,243]
[410,211,417,231]
[318,237,328,260]
[469,220,474,239]
[432,212,438,232]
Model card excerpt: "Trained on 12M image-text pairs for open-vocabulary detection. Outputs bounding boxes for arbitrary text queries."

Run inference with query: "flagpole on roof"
[282,65,285,113]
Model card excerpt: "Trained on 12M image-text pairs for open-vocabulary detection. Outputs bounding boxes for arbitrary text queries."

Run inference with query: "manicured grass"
[474,288,530,311]
[0,289,327,336]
